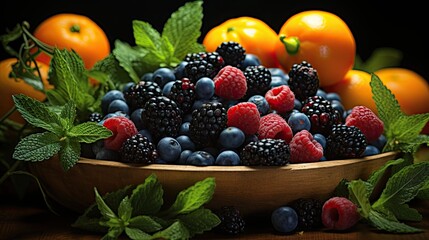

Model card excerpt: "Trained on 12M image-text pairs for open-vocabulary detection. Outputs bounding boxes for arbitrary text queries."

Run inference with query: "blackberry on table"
[215,41,246,68]
[301,95,342,136]
[124,81,162,112]
[120,133,158,164]
[168,78,196,114]
[240,138,290,166]
[141,96,183,142]
[214,206,246,235]
[325,124,367,160]
[243,65,272,99]
[288,61,320,101]
[290,198,323,231]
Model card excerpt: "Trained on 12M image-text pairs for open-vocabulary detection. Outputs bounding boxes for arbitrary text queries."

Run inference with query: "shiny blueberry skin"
[157,137,182,163]
[287,112,311,134]
[313,133,326,149]
[195,77,215,100]
[108,99,129,115]
[138,129,153,142]
[176,135,196,151]
[95,147,120,161]
[187,150,215,166]
[140,72,153,82]
[101,90,126,115]
[130,108,145,130]
[162,80,175,96]
[248,95,270,115]
[271,206,298,234]
[218,127,245,149]
[240,53,261,70]
[152,67,176,88]
[215,150,240,166]
[363,145,380,156]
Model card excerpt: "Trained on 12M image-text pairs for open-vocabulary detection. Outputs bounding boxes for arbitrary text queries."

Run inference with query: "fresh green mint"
[12,94,112,170]
[72,173,220,240]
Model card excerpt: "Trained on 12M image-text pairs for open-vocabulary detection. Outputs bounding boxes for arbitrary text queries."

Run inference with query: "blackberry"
[240,138,290,166]
[88,112,103,123]
[184,51,225,74]
[120,133,158,164]
[124,81,162,112]
[216,41,246,68]
[288,61,320,101]
[183,52,204,62]
[243,65,272,99]
[168,78,196,114]
[141,96,183,142]
[301,95,342,136]
[214,206,246,235]
[325,124,367,160]
[184,59,218,83]
[290,198,323,231]
[189,102,227,148]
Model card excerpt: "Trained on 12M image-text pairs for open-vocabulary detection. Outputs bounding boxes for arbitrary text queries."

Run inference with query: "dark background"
[1,0,428,81]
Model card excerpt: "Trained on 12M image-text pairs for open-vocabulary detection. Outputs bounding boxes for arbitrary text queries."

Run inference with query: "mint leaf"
[417,179,429,200]
[68,122,112,143]
[390,203,422,222]
[95,188,118,220]
[59,139,80,171]
[90,53,133,86]
[124,227,151,240]
[368,210,422,233]
[128,215,163,233]
[12,94,63,134]
[130,173,163,216]
[354,47,403,73]
[12,132,61,161]
[347,179,372,218]
[113,40,148,82]
[367,159,404,187]
[118,196,132,222]
[162,0,203,60]
[59,100,77,130]
[151,221,190,240]
[332,178,350,198]
[133,20,162,50]
[102,227,123,240]
[178,208,221,237]
[163,177,215,217]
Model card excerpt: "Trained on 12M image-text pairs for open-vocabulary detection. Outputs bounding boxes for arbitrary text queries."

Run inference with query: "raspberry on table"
[265,85,295,114]
[213,65,247,100]
[103,116,138,151]
[227,102,260,135]
[345,105,384,143]
[258,113,293,143]
[321,197,361,231]
[289,130,323,163]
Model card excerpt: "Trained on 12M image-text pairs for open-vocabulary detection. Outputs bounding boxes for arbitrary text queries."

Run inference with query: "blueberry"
[293,98,302,111]
[215,150,240,166]
[157,137,182,163]
[162,80,175,96]
[176,135,196,151]
[316,89,328,99]
[195,77,215,100]
[271,206,298,234]
[218,127,245,149]
[103,111,129,120]
[326,92,342,102]
[287,112,311,134]
[269,68,287,77]
[108,99,129,115]
[363,145,380,156]
[248,95,269,115]
[130,108,144,130]
[313,133,326,149]
[101,90,126,115]
[174,61,188,80]
[122,82,135,93]
[178,149,193,164]
[138,129,153,142]
[95,147,120,161]
[244,134,258,145]
[140,72,153,82]
[187,151,215,166]
[270,75,289,88]
[152,67,176,88]
[240,53,261,70]
[331,100,345,118]
[370,134,387,151]
[179,121,191,135]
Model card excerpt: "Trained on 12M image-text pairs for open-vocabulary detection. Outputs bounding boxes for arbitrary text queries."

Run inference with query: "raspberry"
[321,197,361,231]
[213,66,247,100]
[227,102,260,135]
[264,85,295,114]
[258,113,293,143]
[103,116,138,151]
[345,106,384,143]
[289,130,323,163]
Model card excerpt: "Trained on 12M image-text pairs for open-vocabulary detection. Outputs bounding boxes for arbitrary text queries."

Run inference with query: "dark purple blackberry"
[88,112,103,123]
[189,102,227,147]
[124,81,162,112]
[288,61,320,101]
[141,96,183,142]
[240,138,290,166]
[214,206,246,235]
[184,59,218,83]
[243,65,272,99]
[120,133,158,164]
[184,51,225,74]
[168,78,196,114]
[183,52,204,62]
[301,95,342,136]
[325,124,367,160]
[215,41,246,68]
[290,198,323,231]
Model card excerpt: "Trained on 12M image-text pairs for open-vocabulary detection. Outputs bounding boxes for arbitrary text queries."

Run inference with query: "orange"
[203,16,281,68]
[33,13,110,70]
[0,58,51,123]
[275,10,356,87]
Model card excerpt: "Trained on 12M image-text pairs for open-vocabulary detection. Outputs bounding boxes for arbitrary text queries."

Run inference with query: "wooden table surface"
[1,193,428,240]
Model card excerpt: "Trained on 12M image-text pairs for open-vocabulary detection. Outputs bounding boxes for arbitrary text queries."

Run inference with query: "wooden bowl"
[28,151,398,217]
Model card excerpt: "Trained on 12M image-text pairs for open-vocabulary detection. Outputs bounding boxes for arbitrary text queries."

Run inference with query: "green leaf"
[163,177,215,217]
[68,122,112,143]
[417,179,429,200]
[128,215,163,233]
[133,20,162,50]
[332,178,350,198]
[354,47,403,73]
[347,179,372,218]
[113,40,148,82]
[90,53,133,85]
[59,100,77,130]
[151,221,190,240]
[389,203,422,222]
[178,208,221,237]
[389,114,429,144]
[124,227,151,240]
[102,227,123,240]
[12,94,63,134]
[368,210,422,233]
[94,188,117,220]
[130,173,163,216]
[367,159,404,187]
[162,0,203,60]
[118,196,132,222]
[59,139,80,171]
[12,132,61,161]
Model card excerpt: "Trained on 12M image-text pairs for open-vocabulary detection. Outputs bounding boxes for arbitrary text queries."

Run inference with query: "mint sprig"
[72,173,220,240]
[12,94,112,170]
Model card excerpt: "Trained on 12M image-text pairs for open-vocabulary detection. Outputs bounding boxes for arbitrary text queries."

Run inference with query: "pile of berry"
[82,41,386,166]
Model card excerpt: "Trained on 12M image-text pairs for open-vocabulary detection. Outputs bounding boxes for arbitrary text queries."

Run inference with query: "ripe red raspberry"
[345,106,384,143]
[322,197,361,231]
[289,130,323,163]
[213,65,247,100]
[103,116,138,151]
[227,102,260,135]
[264,85,295,114]
[258,113,293,143]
